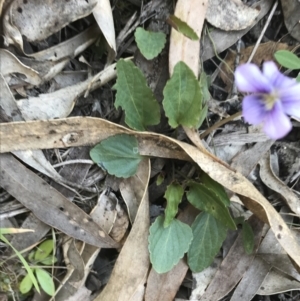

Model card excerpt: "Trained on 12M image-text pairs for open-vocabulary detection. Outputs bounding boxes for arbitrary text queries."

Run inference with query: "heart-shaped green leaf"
[149,216,193,273]
[188,212,227,272]
[90,134,143,178]
[135,27,166,60]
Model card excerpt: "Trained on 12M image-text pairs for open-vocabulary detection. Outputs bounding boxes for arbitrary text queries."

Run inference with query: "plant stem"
[200,111,242,139]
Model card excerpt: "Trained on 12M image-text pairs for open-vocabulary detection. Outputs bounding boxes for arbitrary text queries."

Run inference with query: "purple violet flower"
[234,61,300,139]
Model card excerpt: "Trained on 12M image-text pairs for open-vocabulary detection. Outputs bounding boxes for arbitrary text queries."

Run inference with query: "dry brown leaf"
[199,215,264,301]
[0,74,66,182]
[145,259,188,301]
[120,159,152,223]
[94,159,151,301]
[18,57,70,83]
[206,0,260,31]
[8,0,97,42]
[30,25,101,62]
[169,0,208,76]
[257,269,300,295]
[0,49,41,86]
[259,152,300,215]
[93,0,116,54]
[0,153,118,249]
[65,239,85,283]
[190,258,222,300]
[1,117,300,268]
[63,287,91,301]
[231,140,274,177]
[54,189,128,300]
[220,42,292,90]
[280,0,300,42]
[230,257,270,301]
[16,62,117,121]
[9,214,50,252]
[201,0,274,62]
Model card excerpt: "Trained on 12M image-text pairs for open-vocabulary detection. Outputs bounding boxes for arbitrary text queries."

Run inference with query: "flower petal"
[279,85,300,119]
[262,61,296,89]
[235,64,272,93]
[263,102,292,139]
[242,95,266,124]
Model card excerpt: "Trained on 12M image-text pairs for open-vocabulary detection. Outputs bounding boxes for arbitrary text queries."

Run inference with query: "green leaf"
[149,216,193,273]
[163,182,184,228]
[242,221,254,254]
[167,15,199,40]
[199,173,230,207]
[296,73,300,82]
[163,61,203,128]
[135,27,166,60]
[34,240,54,262]
[197,103,208,128]
[199,72,211,103]
[0,234,40,293]
[90,134,143,178]
[19,273,33,294]
[156,173,164,186]
[40,256,57,266]
[274,50,300,70]
[186,182,236,230]
[188,212,227,272]
[114,59,160,130]
[35,268,55,296]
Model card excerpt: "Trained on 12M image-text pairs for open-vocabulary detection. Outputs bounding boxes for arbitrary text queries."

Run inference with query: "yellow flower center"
[263,91,278,111]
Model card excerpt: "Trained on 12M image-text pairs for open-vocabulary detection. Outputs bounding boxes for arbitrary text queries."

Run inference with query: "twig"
[247,1,278,63]
[200,111,242,139]
[52,159,94,168]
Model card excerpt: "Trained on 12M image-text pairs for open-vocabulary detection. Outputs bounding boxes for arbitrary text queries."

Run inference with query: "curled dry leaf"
[120,159,150,223]
[201,0,273,62]
[93,0,116,54]
[8,0,97,42]
[16,57,69,85]
[280,0,300,42]
[0,74,65,182]
[54,190,128,300]
[94,159,151,301]
[2,4,23,50]
[0,49,41,86]
[259,152,300,215]
[30,25,101,61]
[16,62,117,121]
[206,0,260,31]
[1,117,300,268]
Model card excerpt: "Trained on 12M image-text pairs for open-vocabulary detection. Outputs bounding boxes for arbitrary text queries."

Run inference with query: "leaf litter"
[1,0,300,300]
